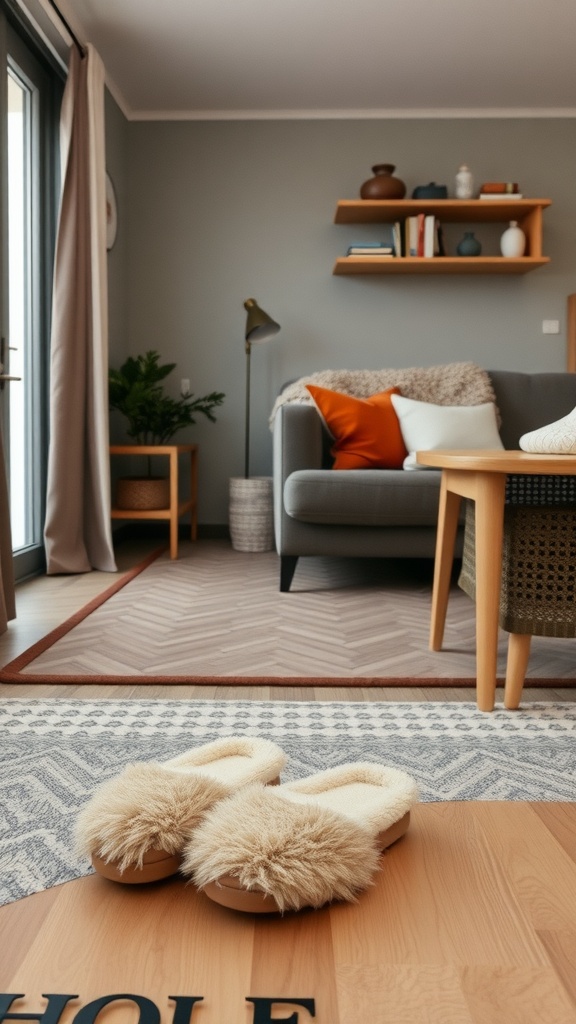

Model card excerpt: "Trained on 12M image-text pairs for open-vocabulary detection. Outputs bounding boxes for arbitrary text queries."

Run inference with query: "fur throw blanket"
[269,362,497,426]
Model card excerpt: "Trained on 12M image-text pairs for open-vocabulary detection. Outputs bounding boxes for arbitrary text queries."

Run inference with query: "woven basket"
[459,498,576,639]
[116,476,170,511]
[229,477,274,552]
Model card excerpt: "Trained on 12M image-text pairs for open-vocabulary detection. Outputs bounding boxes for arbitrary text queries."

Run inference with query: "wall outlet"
[542,320,560,334]
[181,378,190,395]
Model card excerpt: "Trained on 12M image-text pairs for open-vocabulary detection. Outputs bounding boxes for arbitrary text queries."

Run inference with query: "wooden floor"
[1,539,576,1022]
[1,802,575,1023]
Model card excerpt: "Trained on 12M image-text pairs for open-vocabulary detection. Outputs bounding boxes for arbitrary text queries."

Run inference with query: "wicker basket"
[116,476,170,511]
[459,498,576,639]
[229,477,274,552]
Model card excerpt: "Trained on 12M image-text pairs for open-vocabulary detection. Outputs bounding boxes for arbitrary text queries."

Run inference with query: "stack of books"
[479,182,523,199]
[346,241,393,257]
[345,217,448,259]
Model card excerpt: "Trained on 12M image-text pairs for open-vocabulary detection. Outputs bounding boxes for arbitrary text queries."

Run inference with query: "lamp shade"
[244,298,280,345]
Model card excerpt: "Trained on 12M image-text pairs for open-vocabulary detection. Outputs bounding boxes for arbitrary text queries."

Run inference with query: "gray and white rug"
[1,699,575,906]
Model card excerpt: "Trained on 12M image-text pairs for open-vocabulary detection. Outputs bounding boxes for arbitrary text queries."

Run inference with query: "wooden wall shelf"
[333,198,551,275]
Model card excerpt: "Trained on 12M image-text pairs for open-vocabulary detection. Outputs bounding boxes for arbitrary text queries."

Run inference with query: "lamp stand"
[244,340,251,479]
[229,297,279,552]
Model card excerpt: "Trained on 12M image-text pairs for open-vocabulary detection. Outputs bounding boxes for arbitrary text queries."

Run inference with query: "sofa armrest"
[274,403,324,475]
[273,403,324,550]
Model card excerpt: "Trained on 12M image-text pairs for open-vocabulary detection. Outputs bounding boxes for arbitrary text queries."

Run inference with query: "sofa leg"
[280,556,299,592]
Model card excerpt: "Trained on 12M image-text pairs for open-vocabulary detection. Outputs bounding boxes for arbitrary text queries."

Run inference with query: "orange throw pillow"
[305,384,407,469]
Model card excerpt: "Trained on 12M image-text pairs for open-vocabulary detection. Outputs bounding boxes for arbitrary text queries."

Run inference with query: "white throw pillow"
[389,394,504,471]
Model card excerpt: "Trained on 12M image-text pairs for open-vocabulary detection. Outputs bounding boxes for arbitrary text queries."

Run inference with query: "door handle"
[0,337,21,388]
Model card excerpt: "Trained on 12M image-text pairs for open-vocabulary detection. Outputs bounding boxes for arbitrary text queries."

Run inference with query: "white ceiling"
[58,0,576,120]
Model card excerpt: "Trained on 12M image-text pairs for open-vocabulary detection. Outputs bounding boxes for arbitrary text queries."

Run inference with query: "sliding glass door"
[0,10,61,580]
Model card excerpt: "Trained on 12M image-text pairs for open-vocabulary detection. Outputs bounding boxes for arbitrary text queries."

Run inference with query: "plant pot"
[116,476,170,511]
[229,477,274,552]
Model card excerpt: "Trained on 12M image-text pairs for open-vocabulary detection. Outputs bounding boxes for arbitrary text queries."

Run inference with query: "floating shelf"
[333,199,551,275]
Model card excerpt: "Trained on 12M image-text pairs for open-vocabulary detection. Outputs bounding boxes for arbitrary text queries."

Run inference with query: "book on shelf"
[436,221,446,257]
[393,220,402,257]
[417,213,426,256]
[479,192,524,200]
[480,181,520,194]
[423,214,436,258]
[347,245,394,255]
[405,215,419,256]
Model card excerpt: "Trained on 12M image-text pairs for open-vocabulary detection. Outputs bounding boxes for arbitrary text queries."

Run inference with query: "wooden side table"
[416,448,576,711]
[110,444,198,559]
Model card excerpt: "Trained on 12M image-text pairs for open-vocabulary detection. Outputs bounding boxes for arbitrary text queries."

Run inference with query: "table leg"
[169,449,178,559]
[473,473,506,712]
[429,476,462,652]
[504,634,532,710]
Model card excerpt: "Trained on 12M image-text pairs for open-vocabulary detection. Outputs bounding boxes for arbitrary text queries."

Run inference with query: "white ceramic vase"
[500,220,526,257]
[454,164,474,199]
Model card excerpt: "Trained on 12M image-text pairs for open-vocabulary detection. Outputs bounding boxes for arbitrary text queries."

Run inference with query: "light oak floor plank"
[2,544,575,1020]
[1,804,575,1023]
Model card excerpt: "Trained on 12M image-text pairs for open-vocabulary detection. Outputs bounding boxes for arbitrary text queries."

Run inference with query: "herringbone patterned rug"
[1,698,575,905]
[2,541,576,684]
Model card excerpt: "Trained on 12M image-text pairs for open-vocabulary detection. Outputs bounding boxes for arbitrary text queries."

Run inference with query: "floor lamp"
[243,298,281,478]
[229,299,280,552]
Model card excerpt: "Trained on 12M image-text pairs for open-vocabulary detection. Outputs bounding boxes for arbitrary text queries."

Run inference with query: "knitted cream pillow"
[519,408,576,454]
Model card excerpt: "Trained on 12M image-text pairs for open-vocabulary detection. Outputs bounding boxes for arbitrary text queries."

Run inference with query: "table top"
[109,443,198,454]
[416,448,576,473]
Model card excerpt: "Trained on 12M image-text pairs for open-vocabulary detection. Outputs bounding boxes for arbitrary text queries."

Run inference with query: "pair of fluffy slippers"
[75,736,418,914]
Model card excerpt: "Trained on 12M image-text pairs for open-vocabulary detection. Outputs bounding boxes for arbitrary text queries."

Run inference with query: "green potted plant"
[109,350,225,510]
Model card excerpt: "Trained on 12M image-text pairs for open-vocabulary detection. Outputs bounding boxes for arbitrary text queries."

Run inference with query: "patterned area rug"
[2,542,576,685]
[1,698,575,906]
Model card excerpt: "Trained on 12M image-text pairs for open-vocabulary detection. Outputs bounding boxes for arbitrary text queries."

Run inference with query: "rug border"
[0,547,166,682]
[1,547,574,688]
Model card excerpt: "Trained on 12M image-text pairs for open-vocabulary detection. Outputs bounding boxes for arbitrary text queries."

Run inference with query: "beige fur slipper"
[181,762,418,913]
[75,736,286,884]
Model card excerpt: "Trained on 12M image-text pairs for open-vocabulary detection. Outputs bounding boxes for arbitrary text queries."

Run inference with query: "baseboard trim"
[111,522,230,543]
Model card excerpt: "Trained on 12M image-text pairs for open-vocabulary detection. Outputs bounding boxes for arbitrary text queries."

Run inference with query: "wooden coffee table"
[416,449,576,711]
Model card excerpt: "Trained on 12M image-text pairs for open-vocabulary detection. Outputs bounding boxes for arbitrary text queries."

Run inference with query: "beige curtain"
[44,44,116,574]
[0,421,15,634]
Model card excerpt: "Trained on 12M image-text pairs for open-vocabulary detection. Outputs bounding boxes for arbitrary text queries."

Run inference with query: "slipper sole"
[202,810,411,914]
[91,848,183,884]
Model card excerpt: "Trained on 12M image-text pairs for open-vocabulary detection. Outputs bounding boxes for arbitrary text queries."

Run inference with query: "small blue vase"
[457,231,481,256]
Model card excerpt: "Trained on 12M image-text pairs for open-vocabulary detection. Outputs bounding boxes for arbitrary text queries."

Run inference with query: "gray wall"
[106,114,576,524]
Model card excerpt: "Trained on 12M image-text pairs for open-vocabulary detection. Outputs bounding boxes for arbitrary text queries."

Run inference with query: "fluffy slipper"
[75,736,286,884]
[182,763,418,913]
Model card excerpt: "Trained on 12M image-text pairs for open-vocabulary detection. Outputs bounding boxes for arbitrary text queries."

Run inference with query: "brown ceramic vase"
[360,164,406,200]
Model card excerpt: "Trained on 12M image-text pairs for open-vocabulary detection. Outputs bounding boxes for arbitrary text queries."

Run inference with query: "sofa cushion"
[488,369,576,448]
[390,394,503,469]
[305,384,407,469]
[284,469,443,526]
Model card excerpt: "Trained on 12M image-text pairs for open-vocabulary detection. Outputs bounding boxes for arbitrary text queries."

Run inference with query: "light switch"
[542,320,560,334]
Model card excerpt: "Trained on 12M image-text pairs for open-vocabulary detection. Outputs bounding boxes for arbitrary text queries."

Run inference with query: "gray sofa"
[273,369,576,591]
